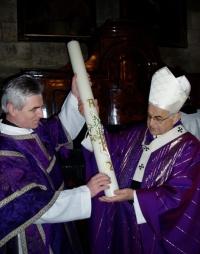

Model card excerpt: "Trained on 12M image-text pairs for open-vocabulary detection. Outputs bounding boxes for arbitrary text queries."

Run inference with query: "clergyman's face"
[147,104,179,136]
[7,94,44,129]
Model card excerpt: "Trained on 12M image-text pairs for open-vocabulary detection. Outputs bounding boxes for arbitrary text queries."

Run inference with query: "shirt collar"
[0,119,34,135]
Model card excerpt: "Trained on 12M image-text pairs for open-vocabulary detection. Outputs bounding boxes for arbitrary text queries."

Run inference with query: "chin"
[32,123,39,129]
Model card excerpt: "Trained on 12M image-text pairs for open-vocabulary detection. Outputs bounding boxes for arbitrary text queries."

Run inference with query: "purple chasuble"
[83,121,200,254]
[0,116,82,254]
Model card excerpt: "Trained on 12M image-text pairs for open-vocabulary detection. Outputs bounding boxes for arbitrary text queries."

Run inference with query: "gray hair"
[1,74,44,113]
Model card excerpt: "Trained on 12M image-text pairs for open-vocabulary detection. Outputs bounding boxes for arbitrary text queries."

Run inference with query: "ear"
[172,112,181,125]
[6,103,16,116]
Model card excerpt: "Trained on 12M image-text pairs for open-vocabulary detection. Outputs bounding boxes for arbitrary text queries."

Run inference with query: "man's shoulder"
[178,129,200,150]
[39,115,59,124]
[38,115,60,129]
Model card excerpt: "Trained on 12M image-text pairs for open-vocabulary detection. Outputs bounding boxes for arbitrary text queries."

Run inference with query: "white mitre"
[149,66,191,114]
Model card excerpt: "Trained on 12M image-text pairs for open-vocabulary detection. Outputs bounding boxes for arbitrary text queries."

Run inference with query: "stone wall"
[0,0,200,84]
[159,0,200,73]
[0,1,67,82]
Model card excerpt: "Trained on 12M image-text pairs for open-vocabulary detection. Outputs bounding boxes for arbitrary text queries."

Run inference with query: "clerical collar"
[2,115,20,127]
[0,119,34,135]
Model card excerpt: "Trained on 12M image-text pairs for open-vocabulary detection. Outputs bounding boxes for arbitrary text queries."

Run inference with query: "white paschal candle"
[67,40,119,197]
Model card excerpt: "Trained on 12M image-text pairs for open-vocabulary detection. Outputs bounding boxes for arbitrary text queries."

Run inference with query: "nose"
[37,108,44,118]
[148,116,157,126]
[148,116,154,123]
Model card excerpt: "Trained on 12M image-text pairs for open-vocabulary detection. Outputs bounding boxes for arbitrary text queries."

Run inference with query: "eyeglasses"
[147,113,174,124]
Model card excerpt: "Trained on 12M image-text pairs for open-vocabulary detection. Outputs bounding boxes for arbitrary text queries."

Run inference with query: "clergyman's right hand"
[86,173,111,198]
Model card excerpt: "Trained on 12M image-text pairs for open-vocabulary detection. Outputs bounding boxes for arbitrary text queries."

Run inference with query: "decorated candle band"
[67,40,119,197]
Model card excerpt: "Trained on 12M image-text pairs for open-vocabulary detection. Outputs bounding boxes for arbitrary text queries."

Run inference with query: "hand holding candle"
[67,40,119,197]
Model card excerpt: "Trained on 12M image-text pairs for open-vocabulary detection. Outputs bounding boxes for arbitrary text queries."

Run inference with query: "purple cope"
[83,121,200,254]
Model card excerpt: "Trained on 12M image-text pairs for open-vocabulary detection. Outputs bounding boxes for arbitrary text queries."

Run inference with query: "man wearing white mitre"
[82,66,200,254]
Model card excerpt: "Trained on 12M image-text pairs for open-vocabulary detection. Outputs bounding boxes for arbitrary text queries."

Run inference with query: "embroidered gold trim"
[0,150,25,157]
[3,133,50,159]
[46,156,56,174]
[36,225,53,253]
[56,141,73,152]
[0,183,47,209]
[50,246,54,254]
[55,123,73,151]
[29,155,56,190]
[0,191,60,247]
[63,125,73,144]
[34,134,50,159]
[21,230,28,254]
[37,224,46,243]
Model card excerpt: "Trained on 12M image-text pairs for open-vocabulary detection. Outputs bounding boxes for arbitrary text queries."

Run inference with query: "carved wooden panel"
[21,20,163,125]
[84,20,164,125]
[21,20,200,127]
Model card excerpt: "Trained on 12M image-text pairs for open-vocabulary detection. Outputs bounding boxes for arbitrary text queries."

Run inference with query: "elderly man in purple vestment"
[0,74,111,253]
[81,67,200,254]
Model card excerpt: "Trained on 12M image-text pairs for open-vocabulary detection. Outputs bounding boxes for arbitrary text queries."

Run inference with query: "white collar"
[0,119,34,135]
